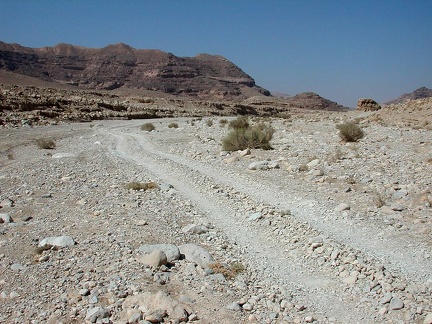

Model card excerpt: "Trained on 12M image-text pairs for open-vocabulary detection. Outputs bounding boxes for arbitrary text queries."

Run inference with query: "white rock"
[137,244,180,262]
[52,153,76,159]
[179,243,214,268]
[0,213,13,223]
[38,236,75,248]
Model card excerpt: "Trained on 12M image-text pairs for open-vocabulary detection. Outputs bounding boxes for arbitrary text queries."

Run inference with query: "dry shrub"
[35,138,56,149]
[206,119,214,127]
[222,123,274,151]
[336,122,365,142]
[168,122,179,129]
[209,262,245,279]
[219,119,228,126]
[125,182,159,191]
[141,123,156,131]
[228,116,249,129]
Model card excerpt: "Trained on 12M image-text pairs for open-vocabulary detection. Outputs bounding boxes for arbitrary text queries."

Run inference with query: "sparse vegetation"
[221,119,274,151]
[125,181,159,191]
[209,261,245,279]
[35,138,56,149]
[141,123,156,132]
[228,116,250,130]
[168,122,179,129]
[336,121,365,142]
[206,119,213,127]
[373,193,386,208]
[219,119,228,126]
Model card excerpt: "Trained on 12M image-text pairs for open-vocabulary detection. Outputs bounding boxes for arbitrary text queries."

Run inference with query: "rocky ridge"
[0,41,270,100]
[0,83,348,128]
[385,87,432,105]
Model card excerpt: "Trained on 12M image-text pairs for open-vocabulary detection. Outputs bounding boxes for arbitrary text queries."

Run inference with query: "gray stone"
[393,190,408,199]
[85,306,110,323]
[380,293,392,304]
[179,243,214,268]
[137,250,168,267]
[248,212,262,221]
[389,296,404,310]
[226,302,241,311]
[122,291,187,322]
[248,161,269,170]
[10,263,25,271]
[137,244,180,262]
[181,223,208,234]
[79,288,90,296]
[38,236,75,248]
[335,203,350,212]
[307,159,320,168]
[0,213,13,223]
[424,313,432,324]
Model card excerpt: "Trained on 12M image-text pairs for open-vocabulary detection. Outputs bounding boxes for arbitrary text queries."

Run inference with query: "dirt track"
[0,115,431,323]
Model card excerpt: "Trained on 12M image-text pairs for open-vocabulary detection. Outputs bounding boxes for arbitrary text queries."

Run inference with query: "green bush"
[141,123,156,131]
[168,122,179,129]
[228,116,249,129]
[336,122,364,142]
[35,138,56,149]
[222,122,274,151]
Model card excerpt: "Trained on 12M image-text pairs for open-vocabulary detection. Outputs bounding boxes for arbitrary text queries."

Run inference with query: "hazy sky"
[1,0,431,107]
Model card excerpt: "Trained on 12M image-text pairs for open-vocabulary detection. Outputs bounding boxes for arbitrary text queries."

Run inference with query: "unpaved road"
[1,115,431,323]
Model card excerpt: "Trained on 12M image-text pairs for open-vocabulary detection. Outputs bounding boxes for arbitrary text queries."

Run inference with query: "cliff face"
[0,41,270,99]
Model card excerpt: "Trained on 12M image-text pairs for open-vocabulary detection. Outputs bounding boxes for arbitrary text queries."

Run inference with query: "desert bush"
[168,122,179,129]
[228,116,249,129]
[336,122,365,142]
[141,123,156,132]
[222,123,274,151]
[219,119,228,126]
[209,261,245,279]
[206,119,213,127]
[125,181,159,191]
[35,138,56,149]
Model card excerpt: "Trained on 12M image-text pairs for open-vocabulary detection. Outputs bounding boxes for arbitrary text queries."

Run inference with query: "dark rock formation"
[356,98,381,111]
[0,41,270,100]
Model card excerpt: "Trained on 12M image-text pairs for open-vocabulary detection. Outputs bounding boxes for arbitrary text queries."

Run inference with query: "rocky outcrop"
[0,41,270,100]
[385,87,432,105]
[356,98,381,111]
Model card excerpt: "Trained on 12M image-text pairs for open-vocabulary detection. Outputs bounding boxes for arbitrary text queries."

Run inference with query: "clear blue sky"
[1,0,431,107]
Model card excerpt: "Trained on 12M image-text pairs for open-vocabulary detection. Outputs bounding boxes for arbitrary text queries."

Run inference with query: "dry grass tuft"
[209,261,245,279]
[35,138,56,149]
[125,181,159,191]
[336,122,365,142]
[141,123,156,132]
[168,122,179,129]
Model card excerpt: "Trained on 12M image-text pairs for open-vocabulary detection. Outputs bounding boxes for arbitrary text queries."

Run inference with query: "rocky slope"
[385,87,432,105]
[0,41,270,100]
[0,108,431,323]
[0,82,348,128]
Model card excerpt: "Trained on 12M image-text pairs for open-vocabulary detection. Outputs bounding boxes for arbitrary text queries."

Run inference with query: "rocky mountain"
[384,87,432,105]
[0,41,270,100]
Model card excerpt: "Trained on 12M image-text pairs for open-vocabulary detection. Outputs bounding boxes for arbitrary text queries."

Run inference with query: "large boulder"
[356,98,381,111]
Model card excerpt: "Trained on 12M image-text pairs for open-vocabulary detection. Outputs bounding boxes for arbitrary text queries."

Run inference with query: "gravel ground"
[0,111,431,324]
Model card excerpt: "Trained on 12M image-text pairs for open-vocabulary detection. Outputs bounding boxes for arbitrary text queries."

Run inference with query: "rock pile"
[357,98,381,111]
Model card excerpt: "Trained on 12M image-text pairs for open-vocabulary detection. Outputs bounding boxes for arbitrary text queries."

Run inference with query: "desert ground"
[0,105,431,323]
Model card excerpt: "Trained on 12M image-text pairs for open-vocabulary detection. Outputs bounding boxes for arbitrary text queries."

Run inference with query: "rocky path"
[1,115,431,323]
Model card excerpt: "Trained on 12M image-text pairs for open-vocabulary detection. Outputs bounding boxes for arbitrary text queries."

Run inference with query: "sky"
[1,0,431,107]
